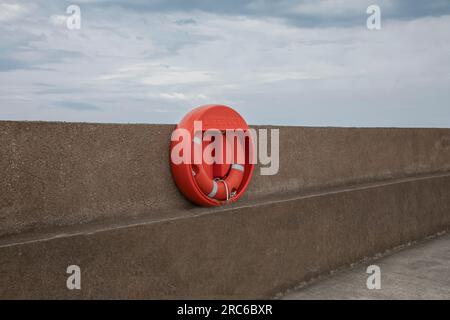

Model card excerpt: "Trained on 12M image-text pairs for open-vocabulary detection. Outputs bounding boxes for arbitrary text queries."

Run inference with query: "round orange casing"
[169,104,254,206]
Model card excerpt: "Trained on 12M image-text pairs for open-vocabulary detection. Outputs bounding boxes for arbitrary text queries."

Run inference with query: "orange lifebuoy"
[193,163,244,201]
[169,104,254,207]
[191,131,245,201]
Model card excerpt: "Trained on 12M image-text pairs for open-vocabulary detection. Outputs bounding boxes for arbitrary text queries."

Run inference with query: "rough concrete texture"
[282,233,450,300]
[0,121,450,299]
[0,173,449,299]
[1,121,450,239]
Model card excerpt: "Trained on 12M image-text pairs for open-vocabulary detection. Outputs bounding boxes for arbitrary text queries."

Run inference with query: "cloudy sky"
[0,0,449,126]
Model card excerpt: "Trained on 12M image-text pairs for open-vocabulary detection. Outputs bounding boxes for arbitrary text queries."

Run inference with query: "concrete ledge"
[1,173,449,299]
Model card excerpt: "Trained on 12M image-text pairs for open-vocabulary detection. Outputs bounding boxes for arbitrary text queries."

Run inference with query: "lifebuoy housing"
[170,105,254,207]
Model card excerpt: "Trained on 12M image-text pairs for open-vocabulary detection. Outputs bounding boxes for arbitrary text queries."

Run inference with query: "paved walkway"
[282,233,450,300]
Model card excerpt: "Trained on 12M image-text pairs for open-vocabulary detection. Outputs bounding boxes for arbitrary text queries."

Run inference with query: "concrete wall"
[2,121,450,239]
[1,121,450,298]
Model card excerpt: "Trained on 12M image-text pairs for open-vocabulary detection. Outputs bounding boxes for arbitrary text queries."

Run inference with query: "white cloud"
[0,3,27,21]
[98,62,212,85]
[49,14,67,27]
[141,70,212,86]
[158,92,210,101]
[291,0,392,16]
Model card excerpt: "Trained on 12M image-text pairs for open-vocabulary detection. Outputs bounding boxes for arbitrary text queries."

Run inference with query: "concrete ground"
[282,233,450,300]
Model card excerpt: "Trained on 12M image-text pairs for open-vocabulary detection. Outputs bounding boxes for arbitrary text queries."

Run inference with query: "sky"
[0,0,449,127]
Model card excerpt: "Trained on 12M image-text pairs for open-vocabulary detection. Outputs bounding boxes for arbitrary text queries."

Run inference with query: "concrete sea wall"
[1,121,449,298]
